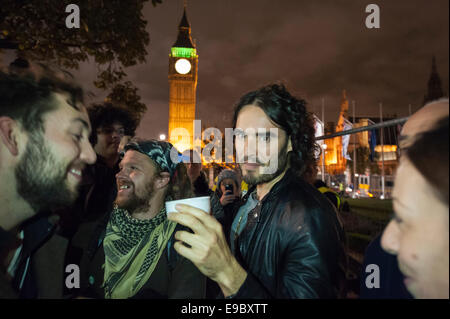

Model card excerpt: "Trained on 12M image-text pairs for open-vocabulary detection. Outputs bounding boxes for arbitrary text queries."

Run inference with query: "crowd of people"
[0,63,448,299]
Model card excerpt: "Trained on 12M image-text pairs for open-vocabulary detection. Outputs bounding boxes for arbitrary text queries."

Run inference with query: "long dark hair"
[232,83,319,181]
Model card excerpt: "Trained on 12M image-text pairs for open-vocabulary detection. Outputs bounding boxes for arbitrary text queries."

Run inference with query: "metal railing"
[315,117,409,141]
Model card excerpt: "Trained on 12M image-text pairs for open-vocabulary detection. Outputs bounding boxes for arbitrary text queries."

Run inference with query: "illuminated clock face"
[175,58,191,74]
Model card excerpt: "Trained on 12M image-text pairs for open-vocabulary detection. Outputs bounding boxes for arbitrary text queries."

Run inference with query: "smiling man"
[0,70,96,231]
[0,68,96,297]
[80,139,205,299]
[169,84,346,298]
[59,103,137,296]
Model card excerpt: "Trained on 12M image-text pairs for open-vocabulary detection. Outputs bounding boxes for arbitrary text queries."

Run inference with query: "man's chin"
[242,169,278,186]
[64,182,81,203]
[28,187,77,212]
[114,199,127,210]
[114,197,137,212]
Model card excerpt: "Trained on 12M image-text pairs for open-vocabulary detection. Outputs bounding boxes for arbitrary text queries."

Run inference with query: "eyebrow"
[119,161,142,168]
[72,118,90,132]
[258,131,277,137]
[66,98,81,111]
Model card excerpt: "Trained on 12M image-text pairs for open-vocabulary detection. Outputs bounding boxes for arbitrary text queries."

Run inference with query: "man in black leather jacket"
[168,84,346,298]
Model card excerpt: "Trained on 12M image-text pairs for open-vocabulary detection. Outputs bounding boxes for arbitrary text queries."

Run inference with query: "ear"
[154,171,171,190]
[0,117,20,156]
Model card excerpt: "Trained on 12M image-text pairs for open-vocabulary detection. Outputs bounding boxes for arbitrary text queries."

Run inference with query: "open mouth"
[68,168,82,181]
[118,181,133,193]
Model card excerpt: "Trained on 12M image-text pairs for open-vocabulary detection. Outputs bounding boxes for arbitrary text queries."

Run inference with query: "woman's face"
[381,158,449,298]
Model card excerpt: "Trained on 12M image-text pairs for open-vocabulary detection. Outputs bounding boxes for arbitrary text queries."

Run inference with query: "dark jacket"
[12,156,118,299]
[59,155,118,239]
[359,234,412,299]
[230,169,346,299]
[0,226,20,298]
[11,214,67,299]
[79,221,206,299]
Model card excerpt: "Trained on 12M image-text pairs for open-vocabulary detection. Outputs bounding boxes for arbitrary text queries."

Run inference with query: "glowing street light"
[159,134,166,141]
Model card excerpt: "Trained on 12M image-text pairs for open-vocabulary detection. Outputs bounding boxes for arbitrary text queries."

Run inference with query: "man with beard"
[0,69,96,298]
[60,103,136,234]
[59,103,136,287]
[79,139,205,299]
[168,84,345,298]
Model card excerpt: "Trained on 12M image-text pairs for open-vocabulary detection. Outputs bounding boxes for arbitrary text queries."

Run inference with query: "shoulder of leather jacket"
[260,172,339,235]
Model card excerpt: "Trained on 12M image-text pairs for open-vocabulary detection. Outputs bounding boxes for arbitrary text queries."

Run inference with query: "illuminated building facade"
[168,6,198,152]
[321,90,349,175]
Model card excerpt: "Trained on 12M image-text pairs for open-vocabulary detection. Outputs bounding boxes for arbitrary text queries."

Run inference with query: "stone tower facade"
[168,5,198,152]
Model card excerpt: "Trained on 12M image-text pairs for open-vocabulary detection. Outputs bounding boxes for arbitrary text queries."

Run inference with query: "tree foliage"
[0,0,162,121]
[105,81,147,123]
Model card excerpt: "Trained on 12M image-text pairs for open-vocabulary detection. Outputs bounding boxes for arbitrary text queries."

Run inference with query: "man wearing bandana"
[79,139,206,299]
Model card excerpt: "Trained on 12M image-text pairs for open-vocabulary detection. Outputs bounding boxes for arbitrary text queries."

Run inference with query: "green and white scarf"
[103,205,177,299]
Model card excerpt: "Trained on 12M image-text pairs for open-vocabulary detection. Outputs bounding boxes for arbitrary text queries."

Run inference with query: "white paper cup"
[165,196,211,215]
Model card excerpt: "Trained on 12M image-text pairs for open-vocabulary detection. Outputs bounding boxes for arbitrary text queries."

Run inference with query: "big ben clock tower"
[168,4,198,152]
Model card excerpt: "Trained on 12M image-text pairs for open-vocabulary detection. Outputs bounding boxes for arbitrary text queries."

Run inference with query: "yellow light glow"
[374,145,397,152]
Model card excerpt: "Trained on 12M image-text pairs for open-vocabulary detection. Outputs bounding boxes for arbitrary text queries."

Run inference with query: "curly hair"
[87,102,137,145]
[232,83,319,181]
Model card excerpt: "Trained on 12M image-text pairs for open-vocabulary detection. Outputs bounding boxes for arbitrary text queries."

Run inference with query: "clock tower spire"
[168,3,198,152]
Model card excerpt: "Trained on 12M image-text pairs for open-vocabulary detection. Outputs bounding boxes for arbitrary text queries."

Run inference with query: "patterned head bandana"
[123,139,181,177]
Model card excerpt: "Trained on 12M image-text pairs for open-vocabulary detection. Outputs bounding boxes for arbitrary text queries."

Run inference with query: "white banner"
[342,118,353,160]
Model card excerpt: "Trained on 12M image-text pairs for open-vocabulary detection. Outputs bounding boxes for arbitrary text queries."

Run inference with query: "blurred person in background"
[182,149,224,221]
[314,179,341,211]
[118,135,133,154]
[214,169,242,241]
[182,149,210,197]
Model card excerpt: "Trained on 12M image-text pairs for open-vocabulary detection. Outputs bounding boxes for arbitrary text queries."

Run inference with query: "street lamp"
[159,134,166,141]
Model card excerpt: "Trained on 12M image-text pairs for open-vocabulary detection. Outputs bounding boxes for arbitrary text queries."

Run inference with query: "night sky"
[2,0,449,139]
